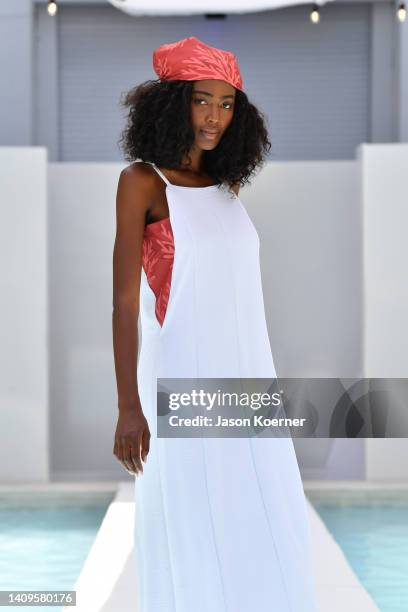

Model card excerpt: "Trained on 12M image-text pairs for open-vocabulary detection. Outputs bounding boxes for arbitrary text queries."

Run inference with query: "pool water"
[307,489,408,612]
[0,491,115,611]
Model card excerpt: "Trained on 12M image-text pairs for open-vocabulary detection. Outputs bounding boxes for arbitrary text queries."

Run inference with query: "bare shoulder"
[117,161,160,215]
[119,161,156,191]
[115,163,157,230]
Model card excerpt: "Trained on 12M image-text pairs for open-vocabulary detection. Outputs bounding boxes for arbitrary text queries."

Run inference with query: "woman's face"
[190,79,236,150]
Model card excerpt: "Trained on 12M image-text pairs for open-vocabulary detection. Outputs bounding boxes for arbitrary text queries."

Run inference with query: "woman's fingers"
[125,444,141,475]
[121,441,138,474]
[118,434,141,475]
[133,431,144,474]
[113,415,151,476]
[142,428,150,462]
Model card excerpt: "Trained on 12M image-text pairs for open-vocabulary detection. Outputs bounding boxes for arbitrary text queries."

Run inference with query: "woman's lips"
[200,129,219,140]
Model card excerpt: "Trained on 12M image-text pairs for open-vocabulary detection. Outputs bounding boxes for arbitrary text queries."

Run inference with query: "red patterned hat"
[152,36,243,92]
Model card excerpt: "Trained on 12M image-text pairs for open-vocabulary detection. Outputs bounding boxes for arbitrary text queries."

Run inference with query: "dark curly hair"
[118,79,271,190]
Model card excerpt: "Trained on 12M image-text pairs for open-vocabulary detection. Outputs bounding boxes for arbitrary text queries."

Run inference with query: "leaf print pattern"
[142,217,174,327]
[152,36,243,91]
[180,48,241,88]
[154,55,170,80]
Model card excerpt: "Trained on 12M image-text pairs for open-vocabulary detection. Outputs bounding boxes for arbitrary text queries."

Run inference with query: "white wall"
[249,160,362,378]
[0,147,49,482]
[361,143,408,480]
[48,163,122,480]
[362,143,408,377]
[249,160,365,480]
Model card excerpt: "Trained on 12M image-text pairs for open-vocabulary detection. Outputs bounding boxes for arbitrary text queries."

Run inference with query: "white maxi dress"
[134,161,318,612]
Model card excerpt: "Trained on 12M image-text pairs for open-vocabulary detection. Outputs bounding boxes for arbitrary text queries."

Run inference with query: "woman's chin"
[196,138,219,150]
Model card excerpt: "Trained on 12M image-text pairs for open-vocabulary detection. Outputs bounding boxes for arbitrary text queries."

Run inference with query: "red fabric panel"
[142,217,174,327]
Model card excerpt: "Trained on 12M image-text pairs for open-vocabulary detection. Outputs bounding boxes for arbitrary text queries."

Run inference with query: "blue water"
[307,489,408,612]
[0,491,115,611]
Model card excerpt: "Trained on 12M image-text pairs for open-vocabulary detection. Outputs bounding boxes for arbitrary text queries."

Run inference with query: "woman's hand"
[113,401,151,476]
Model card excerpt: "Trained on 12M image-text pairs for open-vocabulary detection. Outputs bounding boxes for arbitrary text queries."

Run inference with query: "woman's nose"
[207,105,220,122]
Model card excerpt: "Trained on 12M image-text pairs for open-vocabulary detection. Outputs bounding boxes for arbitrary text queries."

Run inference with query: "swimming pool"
[306,489,408,612]
[0,490,115,612]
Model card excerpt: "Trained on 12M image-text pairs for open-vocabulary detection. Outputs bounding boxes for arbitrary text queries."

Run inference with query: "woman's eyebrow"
[193,90,235,99]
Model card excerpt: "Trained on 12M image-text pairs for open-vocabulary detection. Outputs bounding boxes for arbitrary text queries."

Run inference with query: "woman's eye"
[194,98,233,110]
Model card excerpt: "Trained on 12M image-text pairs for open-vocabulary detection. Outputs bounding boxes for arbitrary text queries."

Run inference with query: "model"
[112,36,319,612]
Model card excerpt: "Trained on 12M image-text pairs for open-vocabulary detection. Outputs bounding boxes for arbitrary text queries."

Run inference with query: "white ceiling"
[107,0,334,17]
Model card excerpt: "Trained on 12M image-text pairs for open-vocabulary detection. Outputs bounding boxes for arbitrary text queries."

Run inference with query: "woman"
[112,36,318,612]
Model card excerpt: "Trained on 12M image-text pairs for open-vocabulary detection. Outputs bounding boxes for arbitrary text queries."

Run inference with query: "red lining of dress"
[142,217,174,327]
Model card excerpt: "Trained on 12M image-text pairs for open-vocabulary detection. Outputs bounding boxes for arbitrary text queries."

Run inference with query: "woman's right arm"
[112,163,152,477]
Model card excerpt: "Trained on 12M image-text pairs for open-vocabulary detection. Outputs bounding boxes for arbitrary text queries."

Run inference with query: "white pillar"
[0,147,49,482]
[360,142,408,481]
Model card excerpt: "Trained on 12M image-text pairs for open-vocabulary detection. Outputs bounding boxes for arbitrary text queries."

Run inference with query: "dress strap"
[149,162,171,186]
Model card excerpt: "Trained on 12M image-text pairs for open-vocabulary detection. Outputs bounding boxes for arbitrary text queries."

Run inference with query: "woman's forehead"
[193,79,236,96]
